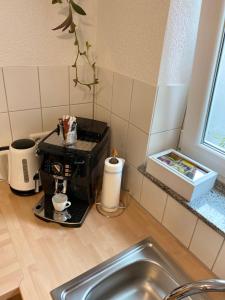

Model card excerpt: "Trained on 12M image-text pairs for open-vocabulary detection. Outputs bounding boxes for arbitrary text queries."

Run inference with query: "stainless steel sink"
[51,238,209,300]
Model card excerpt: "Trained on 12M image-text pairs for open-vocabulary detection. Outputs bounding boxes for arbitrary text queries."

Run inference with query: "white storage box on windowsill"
[146,149,217,201]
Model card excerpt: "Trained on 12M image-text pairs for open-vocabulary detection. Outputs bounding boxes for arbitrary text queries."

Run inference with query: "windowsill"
[138,165,225,237]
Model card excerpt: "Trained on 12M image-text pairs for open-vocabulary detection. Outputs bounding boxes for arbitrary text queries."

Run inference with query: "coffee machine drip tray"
[33,196,90,227]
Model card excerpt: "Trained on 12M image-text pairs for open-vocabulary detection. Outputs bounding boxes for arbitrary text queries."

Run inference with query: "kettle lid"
[11,139,35,150]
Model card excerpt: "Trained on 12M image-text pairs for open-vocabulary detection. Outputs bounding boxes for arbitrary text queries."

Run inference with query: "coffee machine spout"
[62,180,67,194]
[54,176,68,194]
[33,172,40,193]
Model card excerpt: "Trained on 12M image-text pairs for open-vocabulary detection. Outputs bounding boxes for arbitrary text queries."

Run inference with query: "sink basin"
[85,260,177,300]
[51,238,209,300]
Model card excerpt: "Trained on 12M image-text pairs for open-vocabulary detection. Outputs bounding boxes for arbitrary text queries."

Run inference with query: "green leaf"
[52,0,63,4]
[86,41,91,49]
[70,0,86,15]
[69,22,76,33]
[52,6,73,31]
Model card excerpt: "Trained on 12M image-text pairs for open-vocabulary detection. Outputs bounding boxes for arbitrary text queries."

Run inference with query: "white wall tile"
[94,104,111,125]
[10,109,42,140]
[39,66,69,107]
[148,129,180,155]
[124,164,143,203]
[189,220,224,269]
[0,69,7,113]
[0,150,8,180]
[0,113,12,146]
[140,177,167,222]
[162,195,198,247]
[213,242,225,278]
[111,73,133,121]
[110,114,128,158]
[70,103,93,119]
[130,80,156,133]
[3,67,40,111]
[70,66,93,105]
[42,106,69,131]
[96,67,113,110]
[151,85,187,133]
[126,124,148,168]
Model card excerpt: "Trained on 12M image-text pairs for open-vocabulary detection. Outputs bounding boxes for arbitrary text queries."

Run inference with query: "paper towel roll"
[101,157,125,212]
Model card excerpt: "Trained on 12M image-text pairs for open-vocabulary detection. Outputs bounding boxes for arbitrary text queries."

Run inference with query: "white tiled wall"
[39,66,69,107]
[4,66,41,111]
[213,242,225,278]
[95,68,185,249]
[94,67,155,200]
[70,103,93,119]
[69,66,93,105]
[0,150,8,180]
[189,220,224,269]
[110,114,128,158]
[162,196,198,247]
[130,80,156,133]
[111,73,133,121]
[42,106,69,131]
[94,67,188,203]
[0,113,11,145]
[151,85,187,134]
[94,104,111,124]
[94,67,225,274]
[0,69,7,112]
[10,109,42,140]
[136,173,225,275]
[0,66,94,146]
[124,164,144,203]
[126,124,148,168]
[140,177,167,222]
[95,68,113,110]
[94,67,188,233]
[147,84,187,156]
[148,129,180,155]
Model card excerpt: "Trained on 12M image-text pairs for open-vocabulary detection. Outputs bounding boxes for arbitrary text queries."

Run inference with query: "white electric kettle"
[8,139,41,195]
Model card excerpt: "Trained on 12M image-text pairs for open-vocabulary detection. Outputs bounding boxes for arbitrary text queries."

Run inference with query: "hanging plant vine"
[52,0,98,90]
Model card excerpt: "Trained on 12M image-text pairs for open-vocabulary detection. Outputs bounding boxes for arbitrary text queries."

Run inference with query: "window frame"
[180,0,225,181]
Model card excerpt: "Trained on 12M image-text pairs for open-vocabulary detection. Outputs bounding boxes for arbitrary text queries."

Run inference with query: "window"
[180,1,225,181]
[203,26,225,155]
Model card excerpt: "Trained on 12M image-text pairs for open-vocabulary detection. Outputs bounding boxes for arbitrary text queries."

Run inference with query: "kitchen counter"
[0,182,224,300]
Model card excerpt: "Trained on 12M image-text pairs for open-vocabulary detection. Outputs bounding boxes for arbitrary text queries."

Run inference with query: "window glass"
[203,26,225,154]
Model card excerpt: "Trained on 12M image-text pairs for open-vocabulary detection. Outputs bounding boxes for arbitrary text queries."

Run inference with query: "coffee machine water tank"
[8,139,41,195]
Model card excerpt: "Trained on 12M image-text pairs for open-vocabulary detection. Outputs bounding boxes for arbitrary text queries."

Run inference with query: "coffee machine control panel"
[51,162,63,176]
[44,160,72,178]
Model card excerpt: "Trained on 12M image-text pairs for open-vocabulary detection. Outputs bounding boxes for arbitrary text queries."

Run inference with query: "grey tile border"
[138,164,225,237]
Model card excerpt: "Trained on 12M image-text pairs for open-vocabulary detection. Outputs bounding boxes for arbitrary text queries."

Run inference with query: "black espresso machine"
[33,117,109,227]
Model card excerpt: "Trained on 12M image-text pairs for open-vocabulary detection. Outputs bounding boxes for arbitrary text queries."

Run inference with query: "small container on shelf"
[146,149,217,201]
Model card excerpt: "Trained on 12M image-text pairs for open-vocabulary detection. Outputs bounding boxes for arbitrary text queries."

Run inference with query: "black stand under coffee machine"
[33,117,109,227]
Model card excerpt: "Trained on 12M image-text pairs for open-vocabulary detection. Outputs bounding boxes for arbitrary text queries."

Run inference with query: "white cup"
[52,193,71,212]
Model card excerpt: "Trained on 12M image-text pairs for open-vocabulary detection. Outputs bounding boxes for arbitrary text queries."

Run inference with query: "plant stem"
[71,11,97,89]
